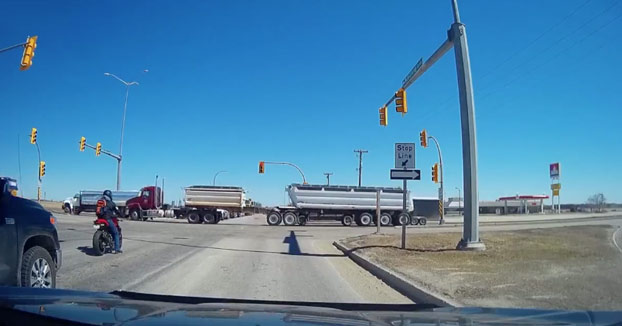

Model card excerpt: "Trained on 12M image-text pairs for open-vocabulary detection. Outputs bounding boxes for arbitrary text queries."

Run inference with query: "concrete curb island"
[333,241,460,307]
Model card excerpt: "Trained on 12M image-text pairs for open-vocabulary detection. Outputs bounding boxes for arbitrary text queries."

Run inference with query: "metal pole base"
[456,239,486,251]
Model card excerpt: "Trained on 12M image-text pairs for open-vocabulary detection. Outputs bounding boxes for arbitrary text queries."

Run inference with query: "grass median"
[342,225,622,310]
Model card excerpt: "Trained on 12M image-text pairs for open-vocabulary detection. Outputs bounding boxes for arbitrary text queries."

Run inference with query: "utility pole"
[354,149,368,187]
[324,172,333,186]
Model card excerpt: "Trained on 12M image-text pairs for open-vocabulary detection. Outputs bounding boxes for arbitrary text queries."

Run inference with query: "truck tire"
[341,215,354,226]
[411,216,420,225]
[394,213,411,226]
[359,212,373,226]
[63,204,71,214]
[20,246,56,289]
[187,212,201,224]
[297,214,307,226]
[267,211,282,225]
[74,209,81,215]
[283,212,297,226]
[380,213,392,226]
[202,212,216,224]
[129,208,141,221]
[418,217,427,225]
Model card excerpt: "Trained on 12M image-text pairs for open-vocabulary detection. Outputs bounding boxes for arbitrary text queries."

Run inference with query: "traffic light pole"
[0,42,27,54]
[263,161,308,185]
[450,0,483,250]
[84,142,122,190]
[428,135,444,224]
[380,0,483,250]
[34,142,41,201]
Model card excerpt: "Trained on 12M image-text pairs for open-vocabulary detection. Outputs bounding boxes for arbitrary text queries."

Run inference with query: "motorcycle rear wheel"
[92,230,111,256]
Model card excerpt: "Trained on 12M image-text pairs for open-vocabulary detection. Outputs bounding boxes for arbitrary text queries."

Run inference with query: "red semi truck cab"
[125,186,164,220]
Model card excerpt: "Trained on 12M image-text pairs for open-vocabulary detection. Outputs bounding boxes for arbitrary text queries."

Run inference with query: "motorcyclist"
[101,190,122,254]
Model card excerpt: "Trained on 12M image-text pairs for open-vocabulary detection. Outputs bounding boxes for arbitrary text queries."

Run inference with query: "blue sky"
[1,0,620,205]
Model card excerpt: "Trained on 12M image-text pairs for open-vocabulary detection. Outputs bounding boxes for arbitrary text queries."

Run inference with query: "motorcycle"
[92,200,123,256]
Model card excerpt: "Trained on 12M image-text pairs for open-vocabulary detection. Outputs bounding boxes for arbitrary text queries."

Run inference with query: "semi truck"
[63,190,139,216]
[266,184,424,227]
[125,185,245,224]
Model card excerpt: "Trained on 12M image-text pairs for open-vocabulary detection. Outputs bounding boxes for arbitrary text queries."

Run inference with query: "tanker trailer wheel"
[380,213,392,226]
[341,215,354,226]
[395,212,411,226]
[283,211,297,226]
[358,212,373,226]
[267,211,282,226]
[411,216,421,225]
[297,214,307,226]
[187,211,201,224]
[418,216,427,225]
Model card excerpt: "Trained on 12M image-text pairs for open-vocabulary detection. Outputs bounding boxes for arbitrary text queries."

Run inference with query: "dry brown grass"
[342,225,622,310]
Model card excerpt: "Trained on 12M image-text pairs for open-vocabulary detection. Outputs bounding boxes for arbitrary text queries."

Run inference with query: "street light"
[456,187,462,215]
[104,72,139,190]
[213,170,228,186]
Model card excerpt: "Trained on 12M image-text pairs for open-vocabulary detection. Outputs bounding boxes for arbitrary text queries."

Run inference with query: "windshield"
[2,0,621,312]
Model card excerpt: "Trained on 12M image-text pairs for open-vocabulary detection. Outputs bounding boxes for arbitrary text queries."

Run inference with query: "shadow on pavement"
[77,246,100,256]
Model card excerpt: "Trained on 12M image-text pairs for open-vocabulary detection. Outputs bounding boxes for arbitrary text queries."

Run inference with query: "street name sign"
[391,169,420,180]
[395,143,415,169]
[403,58,423,86]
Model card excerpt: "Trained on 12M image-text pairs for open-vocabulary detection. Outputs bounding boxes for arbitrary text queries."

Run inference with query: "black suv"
[0,177,62,288]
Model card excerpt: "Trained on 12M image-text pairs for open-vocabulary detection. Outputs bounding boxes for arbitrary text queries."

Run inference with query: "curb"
[333,241,459,307]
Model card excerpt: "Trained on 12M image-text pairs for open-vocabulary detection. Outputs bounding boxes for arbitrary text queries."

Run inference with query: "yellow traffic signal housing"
[20,36,38,71]
[432,163,439,183]
[395,88,407,114]
[259,161,265,174]
[30,128,37,144]
[39,161,46,177]
[379,106,388,126]
[95,142,102,156]
[419,129,428,148]
[79,137,86,151]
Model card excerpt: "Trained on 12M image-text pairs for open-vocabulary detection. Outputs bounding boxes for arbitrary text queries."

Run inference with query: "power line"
[478,0,620,93]
[478,0,595,83]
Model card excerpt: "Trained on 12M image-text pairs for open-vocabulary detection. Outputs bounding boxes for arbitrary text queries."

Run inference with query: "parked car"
[0,177,61,288]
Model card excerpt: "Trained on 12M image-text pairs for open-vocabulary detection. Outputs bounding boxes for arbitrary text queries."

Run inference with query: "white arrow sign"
[391,169,420,180]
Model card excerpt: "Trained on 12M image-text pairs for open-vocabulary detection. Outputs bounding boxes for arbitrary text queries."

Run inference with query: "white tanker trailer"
[266,184,425,226]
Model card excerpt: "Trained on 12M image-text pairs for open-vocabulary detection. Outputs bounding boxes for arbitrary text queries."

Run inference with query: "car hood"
[0,287,621,326]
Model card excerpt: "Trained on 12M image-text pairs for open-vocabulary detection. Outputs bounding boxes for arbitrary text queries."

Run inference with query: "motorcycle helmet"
[103,189,113,201]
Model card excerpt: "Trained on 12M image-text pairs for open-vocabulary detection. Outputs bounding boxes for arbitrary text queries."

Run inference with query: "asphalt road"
[55,213,410,303]
[55,212,622,303]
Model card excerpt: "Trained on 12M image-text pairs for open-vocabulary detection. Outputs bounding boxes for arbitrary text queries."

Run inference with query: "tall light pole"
[104,72,139,190]
[427,135,444,224]
[324,172,333,186]
[213,170,228,186]
[354,149,368,187]
[456,187,462,215]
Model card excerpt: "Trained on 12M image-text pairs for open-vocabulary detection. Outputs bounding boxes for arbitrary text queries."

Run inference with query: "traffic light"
[432,163,439,183]
[419,129,428,148]
[79,137,86,151]
[259,161,265,174]
[39,161,46,178]
[30,128,37,144]
[20,36,38,71]
[95,142,102,156]
[395,88,407,114]
[379,106,388,126]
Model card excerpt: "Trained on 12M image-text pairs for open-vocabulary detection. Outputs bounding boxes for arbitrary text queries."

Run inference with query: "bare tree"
[587,193,607,212]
